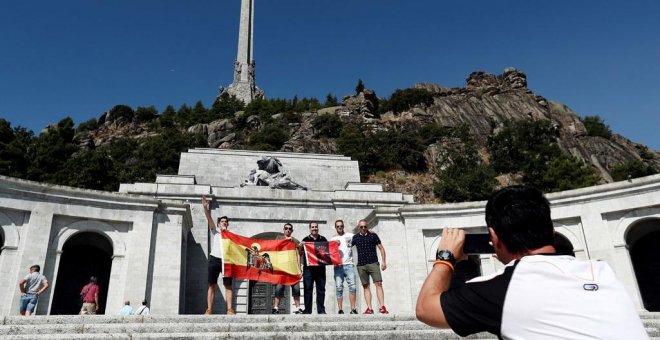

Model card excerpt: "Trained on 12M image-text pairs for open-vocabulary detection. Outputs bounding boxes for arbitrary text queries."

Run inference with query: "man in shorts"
[202,196,235,315]
[18,264,49,316]
[272,223,303,314]
[331,219,357,314]
[352,219,388,314]
[79,276,100,315]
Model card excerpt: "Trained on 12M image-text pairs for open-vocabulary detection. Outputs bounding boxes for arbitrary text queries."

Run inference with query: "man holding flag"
[202,196,235,315]
[331,219,358,314]
[300,222,329,314]
[272,223,303,314]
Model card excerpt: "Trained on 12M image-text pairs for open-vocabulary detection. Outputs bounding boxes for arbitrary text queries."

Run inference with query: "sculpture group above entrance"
[241,156,307,190]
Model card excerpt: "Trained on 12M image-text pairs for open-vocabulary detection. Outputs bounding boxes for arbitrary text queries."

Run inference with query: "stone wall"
[177,149,360,191]
[0,176,190,316]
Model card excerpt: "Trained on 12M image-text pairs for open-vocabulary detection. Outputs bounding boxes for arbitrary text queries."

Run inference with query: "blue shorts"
[19,293,38,313]
[274,282,301,298]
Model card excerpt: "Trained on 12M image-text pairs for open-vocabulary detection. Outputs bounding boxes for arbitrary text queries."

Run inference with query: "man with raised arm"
[416,185,647,339]
[202,196,235,315]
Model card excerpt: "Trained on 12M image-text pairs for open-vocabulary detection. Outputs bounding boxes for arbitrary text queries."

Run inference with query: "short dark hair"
[284,223,293,229]
[30,265,40,272]
[309,222,318,228]
[485,185,554,254]
[217,216,229,223]
[335,219,344,227]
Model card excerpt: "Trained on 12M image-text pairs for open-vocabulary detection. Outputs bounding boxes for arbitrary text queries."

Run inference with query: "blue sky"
[1,1,658,149]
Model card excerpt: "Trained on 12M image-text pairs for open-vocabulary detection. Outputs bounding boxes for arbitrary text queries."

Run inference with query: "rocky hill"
[84,68,659,202]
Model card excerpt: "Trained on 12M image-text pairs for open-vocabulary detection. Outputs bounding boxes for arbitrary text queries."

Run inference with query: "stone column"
[149,211,186,314]
[0,246,20,315]
[19,209,54,315]
[235,0,253,82]
[224,0,263,103]
[121,212,156,310]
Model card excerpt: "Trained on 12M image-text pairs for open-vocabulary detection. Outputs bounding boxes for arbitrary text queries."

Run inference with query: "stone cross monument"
[221,0,264,104]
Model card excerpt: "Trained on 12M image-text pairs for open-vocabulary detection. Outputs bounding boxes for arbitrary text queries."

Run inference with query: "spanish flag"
[303,241,342,266]
[222,230,302,285]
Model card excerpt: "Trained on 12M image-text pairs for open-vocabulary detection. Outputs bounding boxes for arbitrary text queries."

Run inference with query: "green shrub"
[581,115,612,139]
[433,125,496,202]
[135,106,159,123]
[247,125,289,151]
[638,146,655,160]
[337,124,427,179]
[488,119,600,192]
[312,114,343,138]
[76,118,99,133]
[611,160,658,181]
[210,92,245,120]
[107,105,134,123]
[380,88,435,114]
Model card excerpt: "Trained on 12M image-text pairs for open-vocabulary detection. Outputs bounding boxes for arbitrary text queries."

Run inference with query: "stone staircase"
[1,312,658,339]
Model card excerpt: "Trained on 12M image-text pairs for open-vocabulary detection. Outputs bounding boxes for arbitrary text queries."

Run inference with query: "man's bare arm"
[377,243,387,271]
[36,281,49,296]
[201,196,215,230]
[18,279,26,294]
[416,228,465,329]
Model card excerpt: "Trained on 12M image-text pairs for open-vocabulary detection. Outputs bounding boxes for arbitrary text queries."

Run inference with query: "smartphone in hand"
[463,234,494,254]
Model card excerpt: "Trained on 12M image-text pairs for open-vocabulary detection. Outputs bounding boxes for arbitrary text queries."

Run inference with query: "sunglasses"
[284,227,293,231]
[335,225,344,228]
[359,225,368,229]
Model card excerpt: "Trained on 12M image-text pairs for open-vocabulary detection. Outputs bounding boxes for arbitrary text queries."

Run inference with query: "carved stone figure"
[241,156,307,190]
[234,60,242,82]
[248,61,255,83]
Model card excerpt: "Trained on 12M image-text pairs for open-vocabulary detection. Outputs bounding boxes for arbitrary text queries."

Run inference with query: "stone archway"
[626,218,660,311]
[50,232,113,315]
[247,232,300,314]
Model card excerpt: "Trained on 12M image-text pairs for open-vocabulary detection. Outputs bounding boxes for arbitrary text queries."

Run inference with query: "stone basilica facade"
[1,149,660,316]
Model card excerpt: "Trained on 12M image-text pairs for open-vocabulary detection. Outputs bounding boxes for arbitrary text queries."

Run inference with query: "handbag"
[79,285,91,306]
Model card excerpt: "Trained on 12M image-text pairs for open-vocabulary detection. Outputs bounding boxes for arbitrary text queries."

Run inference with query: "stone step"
[0,320,435,335]
[0,313,657,339]
[2,314,414,325]
[0,330,497,340]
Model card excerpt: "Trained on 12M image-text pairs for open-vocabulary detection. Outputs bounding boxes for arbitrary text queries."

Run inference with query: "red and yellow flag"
[222,230,302,285]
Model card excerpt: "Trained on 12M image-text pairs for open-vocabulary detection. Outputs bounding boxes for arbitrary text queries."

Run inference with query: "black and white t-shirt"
[440,254,647,340]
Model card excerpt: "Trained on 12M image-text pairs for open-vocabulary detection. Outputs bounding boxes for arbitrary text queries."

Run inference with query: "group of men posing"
[202,196,389,315]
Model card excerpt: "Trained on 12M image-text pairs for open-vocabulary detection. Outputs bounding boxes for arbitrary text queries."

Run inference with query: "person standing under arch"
[79,276,100,315]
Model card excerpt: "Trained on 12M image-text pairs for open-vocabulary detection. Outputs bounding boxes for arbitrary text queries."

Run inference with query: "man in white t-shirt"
[331,219,357,314]
[18,264,49,316]
[202,196,234,315]
[416,185,648,339]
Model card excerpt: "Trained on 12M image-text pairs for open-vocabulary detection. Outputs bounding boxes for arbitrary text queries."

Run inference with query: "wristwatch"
[436,249,456,266]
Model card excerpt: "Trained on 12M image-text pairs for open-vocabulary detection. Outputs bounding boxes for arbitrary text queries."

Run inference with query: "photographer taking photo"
[416,185,647,339]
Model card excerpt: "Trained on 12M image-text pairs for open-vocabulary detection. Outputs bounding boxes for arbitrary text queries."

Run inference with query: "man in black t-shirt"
[301,222,327,314]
